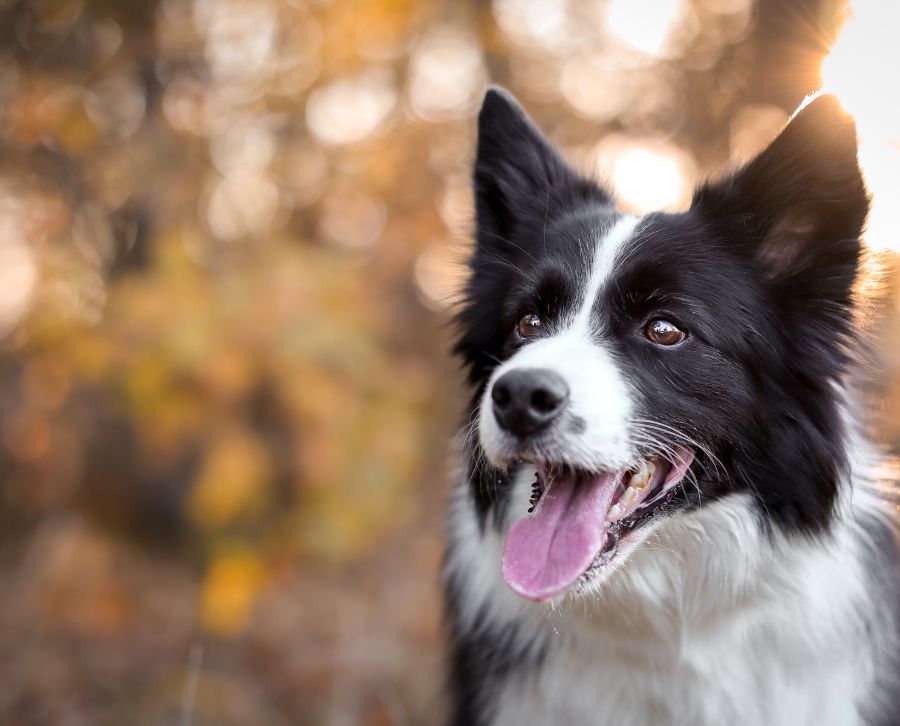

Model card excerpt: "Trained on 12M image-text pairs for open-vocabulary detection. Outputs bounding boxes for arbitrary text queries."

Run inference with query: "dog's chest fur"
[445,468,890,726]
[490,615,866,726]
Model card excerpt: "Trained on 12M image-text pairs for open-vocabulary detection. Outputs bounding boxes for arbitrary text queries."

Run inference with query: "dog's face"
[456,88,868,602]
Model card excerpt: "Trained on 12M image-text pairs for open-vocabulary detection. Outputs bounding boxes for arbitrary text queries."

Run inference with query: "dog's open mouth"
[501,449,695,601]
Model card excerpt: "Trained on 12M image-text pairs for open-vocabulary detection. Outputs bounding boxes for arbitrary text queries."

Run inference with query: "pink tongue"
[502,472,618,601]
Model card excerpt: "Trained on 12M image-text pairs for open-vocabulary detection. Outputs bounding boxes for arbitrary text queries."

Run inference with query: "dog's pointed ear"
[693,95,869,315]
[455,90,607,386]
[474,87,609,248]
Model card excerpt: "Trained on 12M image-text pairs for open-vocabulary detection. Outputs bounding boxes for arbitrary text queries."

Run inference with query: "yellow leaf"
[200,553,267,635]
[187,429,272,527]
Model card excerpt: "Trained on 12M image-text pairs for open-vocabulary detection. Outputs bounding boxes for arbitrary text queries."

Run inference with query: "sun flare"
[820,0,900,252]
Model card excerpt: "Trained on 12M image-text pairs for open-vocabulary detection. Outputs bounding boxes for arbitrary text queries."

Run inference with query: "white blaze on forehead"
[571,215,640,333]
[478,215,642,473]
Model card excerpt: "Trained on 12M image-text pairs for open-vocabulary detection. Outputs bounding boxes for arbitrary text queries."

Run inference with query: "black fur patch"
[444,583,547,726]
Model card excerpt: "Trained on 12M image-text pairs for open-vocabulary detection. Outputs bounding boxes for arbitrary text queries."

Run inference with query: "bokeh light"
[204,171,282,241]
[596,135,697,213]
[605,0,696,59]
[407,25,486,122]
[492,0,584,52]
[0,239,37,337]
[306,71,397,145]
[318,189,387,250]
[414,241,467,311]
[561,54,633,121]
[197,0,279,93]
[84,70,146,139]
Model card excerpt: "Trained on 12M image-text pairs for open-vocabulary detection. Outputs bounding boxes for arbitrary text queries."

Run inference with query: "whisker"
[476,228,538,263]
[630,419,728,482]
[474,255,535,281]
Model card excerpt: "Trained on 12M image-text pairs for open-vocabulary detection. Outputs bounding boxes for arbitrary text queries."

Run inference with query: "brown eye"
[644,318,686,346]
[517,313,542,339]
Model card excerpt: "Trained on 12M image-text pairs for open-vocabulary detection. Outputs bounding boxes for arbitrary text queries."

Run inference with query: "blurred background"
[0,0,898,723]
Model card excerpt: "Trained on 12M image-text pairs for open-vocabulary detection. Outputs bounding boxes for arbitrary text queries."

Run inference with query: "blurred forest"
[0,0,898,724]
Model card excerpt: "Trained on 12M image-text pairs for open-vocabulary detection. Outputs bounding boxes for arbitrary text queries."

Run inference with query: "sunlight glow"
[0,240,36,336]
[820,0,900,252]
[596,135,696,214]
[306,71,397,146]
[605,0,690,59]
[408,25,486,122]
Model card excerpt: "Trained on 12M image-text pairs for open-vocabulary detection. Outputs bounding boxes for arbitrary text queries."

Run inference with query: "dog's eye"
[644,318,686,346]
[517,313,542,339]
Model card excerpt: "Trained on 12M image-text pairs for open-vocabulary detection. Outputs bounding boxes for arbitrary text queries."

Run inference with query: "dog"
[443,87,900,725]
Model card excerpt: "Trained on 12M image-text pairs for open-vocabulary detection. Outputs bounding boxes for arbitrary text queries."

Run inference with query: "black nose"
[491,368,569,438]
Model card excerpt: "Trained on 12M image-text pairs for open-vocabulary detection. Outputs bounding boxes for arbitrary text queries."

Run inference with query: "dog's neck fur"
[445,410,896,726]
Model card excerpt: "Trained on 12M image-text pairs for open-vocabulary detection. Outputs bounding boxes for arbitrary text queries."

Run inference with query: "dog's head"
[456,88,869,602]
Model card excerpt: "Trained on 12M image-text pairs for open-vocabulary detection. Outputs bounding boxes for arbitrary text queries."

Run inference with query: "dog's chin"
[490,448,695,603]
[566,511,666,598]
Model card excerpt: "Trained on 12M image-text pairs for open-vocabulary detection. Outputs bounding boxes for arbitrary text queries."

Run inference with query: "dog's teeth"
[629,471,647,489]
[621,486,638,505]
[607,503,623,522]
[629,459,656,489]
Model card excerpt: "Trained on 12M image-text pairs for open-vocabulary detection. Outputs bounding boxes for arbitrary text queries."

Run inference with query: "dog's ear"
[455,89,610,385]
[693,95,869,319]
[474,87,609,251]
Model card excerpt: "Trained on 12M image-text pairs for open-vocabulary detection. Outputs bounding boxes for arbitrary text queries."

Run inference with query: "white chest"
[490,611,868,726]
[447,489,879,726]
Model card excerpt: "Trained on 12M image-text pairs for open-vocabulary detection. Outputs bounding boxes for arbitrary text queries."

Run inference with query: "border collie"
[444,87,900,725]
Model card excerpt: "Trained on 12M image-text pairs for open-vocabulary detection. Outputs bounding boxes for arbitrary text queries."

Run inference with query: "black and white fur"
[444,87,900,725]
